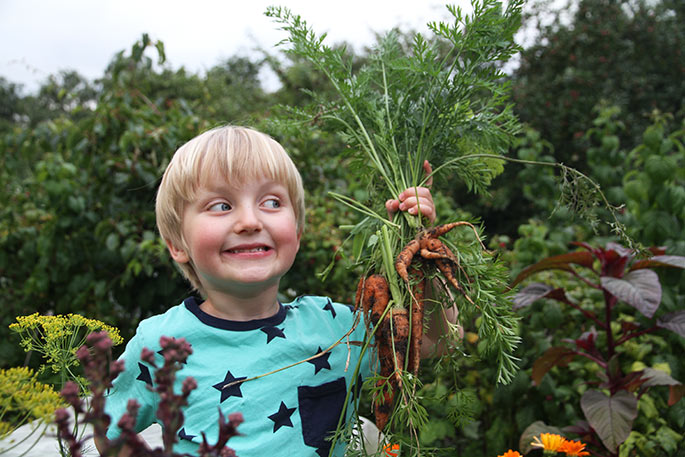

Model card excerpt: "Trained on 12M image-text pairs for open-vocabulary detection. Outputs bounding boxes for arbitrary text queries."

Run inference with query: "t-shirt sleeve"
[104,326,158,440]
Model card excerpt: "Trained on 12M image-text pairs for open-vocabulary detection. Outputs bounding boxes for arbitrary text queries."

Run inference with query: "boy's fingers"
[423,160,433,188]
[385,199,400,218]
[400,196,435,223]
[398,186,431,202]
[396,185,436,223]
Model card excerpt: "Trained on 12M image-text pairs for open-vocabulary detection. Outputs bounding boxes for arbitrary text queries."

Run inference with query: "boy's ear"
[166,239,190,264]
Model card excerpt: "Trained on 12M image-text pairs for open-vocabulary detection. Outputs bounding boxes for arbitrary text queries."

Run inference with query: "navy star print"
[261,326,286,343]
[323,299,337,318]
[135,362,152,386]
[212,370,247,403]
[178,427,196,441]
[307,347,331,374]
[268,401,296,432]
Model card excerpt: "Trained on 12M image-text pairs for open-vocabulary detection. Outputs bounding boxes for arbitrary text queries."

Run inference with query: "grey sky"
[0,0,453,93]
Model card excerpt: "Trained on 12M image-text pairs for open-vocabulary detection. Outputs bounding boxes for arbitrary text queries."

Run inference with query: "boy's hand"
[385,160,436,224]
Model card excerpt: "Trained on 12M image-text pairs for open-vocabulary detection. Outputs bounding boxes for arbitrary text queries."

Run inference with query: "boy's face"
[168,172,301,298]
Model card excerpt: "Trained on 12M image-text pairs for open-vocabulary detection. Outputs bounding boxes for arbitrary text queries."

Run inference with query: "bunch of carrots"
[356,222,483,430]
[268,0,526,445]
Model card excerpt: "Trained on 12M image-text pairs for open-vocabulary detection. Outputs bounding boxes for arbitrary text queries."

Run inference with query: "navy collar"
[183,296,287,331]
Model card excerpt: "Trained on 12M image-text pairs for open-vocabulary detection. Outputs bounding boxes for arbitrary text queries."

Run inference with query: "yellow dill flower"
[559,439,590,456]
[0,421,13,438]
[0,367,64,438]
[531,433,568,453]
[10,313,123,378]
[68,314,123,345]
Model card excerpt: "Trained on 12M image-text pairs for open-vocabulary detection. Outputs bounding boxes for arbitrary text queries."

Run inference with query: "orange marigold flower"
[383,443,400,457]
[531,433,567,452]
[559,439,590,456]
[497,450,522,457]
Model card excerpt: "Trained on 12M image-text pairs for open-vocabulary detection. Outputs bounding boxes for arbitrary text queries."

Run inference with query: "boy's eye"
[209,202,231,212]
[263,199,281,209]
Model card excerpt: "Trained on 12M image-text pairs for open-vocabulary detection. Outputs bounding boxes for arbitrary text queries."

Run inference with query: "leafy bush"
[513,242,685,456]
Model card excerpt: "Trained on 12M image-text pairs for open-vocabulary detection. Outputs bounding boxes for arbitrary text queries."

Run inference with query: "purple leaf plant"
[512,242,685,457]
[55,331,243,457]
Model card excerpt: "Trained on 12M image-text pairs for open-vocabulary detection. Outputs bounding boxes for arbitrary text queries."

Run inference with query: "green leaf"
[531,346,576,386]
[511,251,594,287]
[580,389,637,453]
[105,233,120,251]
[600,270,661,318]
[352,232,366,261]
[655,425,683,454]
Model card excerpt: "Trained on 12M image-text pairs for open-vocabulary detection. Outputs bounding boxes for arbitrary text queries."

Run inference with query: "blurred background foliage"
[1,0,683,455]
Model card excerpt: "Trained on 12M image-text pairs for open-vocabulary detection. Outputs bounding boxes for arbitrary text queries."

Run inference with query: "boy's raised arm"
[386,160,463,358]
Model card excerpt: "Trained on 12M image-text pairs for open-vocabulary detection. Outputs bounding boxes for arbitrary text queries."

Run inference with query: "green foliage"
[513,0,685,168]
[267,0,523,386]
[267,3,528,453]
[268,0,522,199]
[620,113,685,248]
[475,0,685,236]
[0,36,209,367]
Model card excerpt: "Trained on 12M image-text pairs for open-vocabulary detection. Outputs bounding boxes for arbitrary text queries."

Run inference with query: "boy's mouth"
[226,246,271,254]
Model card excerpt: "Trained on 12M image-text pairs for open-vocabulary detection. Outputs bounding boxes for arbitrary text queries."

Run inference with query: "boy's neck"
[199,288,281,321]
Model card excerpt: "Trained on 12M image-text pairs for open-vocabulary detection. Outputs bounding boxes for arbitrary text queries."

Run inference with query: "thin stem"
[328,192,400,229]
[615,326,658,347]
[604,290,617,361]
[327,301,395,457]
[567,268,602,290]
[574,349,608,369]
[380,61,404,189]
[431,153,627,236]
[560,297,606,330]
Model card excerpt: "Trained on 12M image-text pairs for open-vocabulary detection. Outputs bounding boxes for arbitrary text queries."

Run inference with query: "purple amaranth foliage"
[56,331,243,457]
[54,405,83,457]
[197,411,244,457]
[147,336,195,451]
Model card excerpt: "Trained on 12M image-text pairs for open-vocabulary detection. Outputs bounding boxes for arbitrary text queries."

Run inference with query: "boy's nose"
[233,205,263,232]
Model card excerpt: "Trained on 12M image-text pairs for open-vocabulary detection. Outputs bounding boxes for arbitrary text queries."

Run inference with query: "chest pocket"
[297,377,347,455]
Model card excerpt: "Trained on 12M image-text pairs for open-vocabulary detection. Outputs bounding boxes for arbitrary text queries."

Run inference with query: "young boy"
[99,125,452,456]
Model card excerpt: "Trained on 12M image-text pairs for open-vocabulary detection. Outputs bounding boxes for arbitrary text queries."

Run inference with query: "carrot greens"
[267,0,525,450]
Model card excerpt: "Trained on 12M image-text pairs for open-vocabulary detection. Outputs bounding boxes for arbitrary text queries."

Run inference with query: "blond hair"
[155,125,305,293]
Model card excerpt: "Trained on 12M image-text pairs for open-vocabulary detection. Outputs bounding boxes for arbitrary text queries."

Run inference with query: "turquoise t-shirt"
[105,296,374,456]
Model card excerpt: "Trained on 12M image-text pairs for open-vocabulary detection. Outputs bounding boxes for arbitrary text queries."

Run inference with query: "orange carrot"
[354,276,365,315]
[374,379,394,431]
[390,308,409,380]
[395,239,420,282]
[436,259,474,304]
[423,221,474,239]
[362,274,390,326]
[374,307,410,430]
